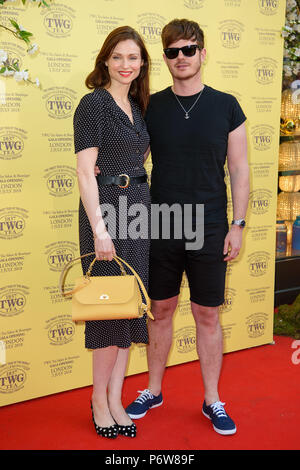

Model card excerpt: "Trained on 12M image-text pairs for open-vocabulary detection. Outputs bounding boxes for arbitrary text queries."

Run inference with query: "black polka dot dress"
[73,88,150,349]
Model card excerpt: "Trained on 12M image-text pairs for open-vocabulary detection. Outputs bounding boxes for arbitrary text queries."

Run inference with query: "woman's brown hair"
[85,26,150,115]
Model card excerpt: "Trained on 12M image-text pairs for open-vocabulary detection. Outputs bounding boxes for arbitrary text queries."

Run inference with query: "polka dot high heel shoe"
[117,422,137,438]
[91,402,119,439]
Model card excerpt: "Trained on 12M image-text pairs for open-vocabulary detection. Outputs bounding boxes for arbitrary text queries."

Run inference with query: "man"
[125,19,249,436]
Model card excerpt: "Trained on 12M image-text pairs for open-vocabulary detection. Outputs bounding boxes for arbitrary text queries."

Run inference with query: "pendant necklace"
[171,85,205,119]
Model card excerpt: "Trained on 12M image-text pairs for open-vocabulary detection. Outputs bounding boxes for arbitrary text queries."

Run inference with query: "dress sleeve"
[229,96,246,132]
[73,92,103,154]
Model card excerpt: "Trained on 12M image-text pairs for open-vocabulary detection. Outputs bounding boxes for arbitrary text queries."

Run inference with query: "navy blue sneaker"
[126,389,163,419]
[202,401,236,435]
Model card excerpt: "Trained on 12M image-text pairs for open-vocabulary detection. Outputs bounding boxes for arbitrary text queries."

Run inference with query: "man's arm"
[223,122,249,261]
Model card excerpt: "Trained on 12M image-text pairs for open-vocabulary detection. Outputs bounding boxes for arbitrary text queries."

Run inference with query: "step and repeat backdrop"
[0,0,285,405]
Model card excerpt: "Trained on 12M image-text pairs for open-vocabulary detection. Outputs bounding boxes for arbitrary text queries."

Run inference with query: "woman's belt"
[96,173,147,189]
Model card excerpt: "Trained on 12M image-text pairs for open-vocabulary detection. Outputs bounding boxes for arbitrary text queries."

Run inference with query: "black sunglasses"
[163,44,201,60]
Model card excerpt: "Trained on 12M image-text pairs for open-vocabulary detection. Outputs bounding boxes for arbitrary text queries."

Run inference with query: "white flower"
[294,48,300,57]
[287,0,297,9]
[1,69,14,76]
[0,50,8,65]
[14,71,24,82]
[293,23,300,33]
[28,43,39,55]
[35,77,40,87]
[14,70,29,82]
[287,11,298,21]
[283,65,293,77]
[293,64,300,75]
[282,29,291,38]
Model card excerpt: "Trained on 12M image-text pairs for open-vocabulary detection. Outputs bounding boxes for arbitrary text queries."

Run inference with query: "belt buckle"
[118,174,130,188]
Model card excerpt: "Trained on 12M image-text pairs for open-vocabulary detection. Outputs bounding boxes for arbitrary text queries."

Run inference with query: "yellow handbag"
[59,252,154,322]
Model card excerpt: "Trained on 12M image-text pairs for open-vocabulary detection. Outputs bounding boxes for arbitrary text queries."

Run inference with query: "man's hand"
[223,226,243,261]
[94,165,100,176]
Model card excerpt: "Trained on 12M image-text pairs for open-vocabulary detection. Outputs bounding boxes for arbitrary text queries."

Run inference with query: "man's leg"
[147,295,179,396]
[125,236,184,419]
[191,301,236,435]
[190,302,223,405]
[125,295,178,419]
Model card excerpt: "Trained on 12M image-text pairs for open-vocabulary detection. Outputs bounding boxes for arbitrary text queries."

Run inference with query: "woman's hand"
[94,230,116,261]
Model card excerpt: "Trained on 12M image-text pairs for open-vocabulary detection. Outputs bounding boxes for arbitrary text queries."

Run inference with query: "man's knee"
[150,296,179,321]
[191,303,220,329]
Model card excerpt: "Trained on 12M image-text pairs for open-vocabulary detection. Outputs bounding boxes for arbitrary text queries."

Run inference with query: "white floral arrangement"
[0,0,50,86]
[282,0,300,79]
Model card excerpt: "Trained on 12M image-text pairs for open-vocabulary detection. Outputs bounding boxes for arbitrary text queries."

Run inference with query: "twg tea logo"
[4,42,25,71]
[248,251,270,277]
[0,285,29,317]
[46,316,75,346]
[250,189,272,215]
[258,0,279,15]
[45,241,77,272]
[43,87,76,120]
[44,165,76,197]
[137,13,166,44]
[251,124,274,151]
[175,326,196,354]
[42,3,75,38]
[254,58,277,85]
[219,20,244,49]
[0,207,28,239]
[246,313,268,338]
[0,362,30,394]
[184,0,205,8]
[0,127,27,160]
[219,288,236,314]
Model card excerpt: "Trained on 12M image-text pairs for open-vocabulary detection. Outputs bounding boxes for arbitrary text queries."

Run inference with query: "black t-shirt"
[145,85,246,223]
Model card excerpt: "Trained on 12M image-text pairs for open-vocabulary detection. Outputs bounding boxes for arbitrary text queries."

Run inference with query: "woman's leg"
[91,346,119,427]
[107,347,132,425]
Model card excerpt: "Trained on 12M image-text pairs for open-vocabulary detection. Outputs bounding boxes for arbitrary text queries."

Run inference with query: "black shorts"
[149,223,228,307]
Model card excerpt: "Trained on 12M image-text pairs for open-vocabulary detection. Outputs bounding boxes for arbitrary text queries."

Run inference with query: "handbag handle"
[59,252,154,320]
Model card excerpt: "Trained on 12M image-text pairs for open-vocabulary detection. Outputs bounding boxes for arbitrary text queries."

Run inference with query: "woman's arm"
[76,147,115,260]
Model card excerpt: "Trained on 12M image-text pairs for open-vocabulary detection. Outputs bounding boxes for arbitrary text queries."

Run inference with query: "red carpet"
[1,335,299,451]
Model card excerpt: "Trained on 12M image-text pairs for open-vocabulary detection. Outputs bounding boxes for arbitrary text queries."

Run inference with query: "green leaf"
[11,62,20,71]
[19,30,33,38]
[9,19,20,30]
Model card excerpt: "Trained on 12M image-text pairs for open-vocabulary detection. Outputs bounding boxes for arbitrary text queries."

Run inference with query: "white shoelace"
[210,401,227,418]
[134,389,154,404]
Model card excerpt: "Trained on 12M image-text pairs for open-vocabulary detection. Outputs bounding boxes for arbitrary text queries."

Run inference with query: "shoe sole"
[202,409,237,435]
[127,400,163,419]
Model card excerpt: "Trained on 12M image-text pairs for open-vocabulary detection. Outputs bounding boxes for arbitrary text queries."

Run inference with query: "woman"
[73,26,151,439]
